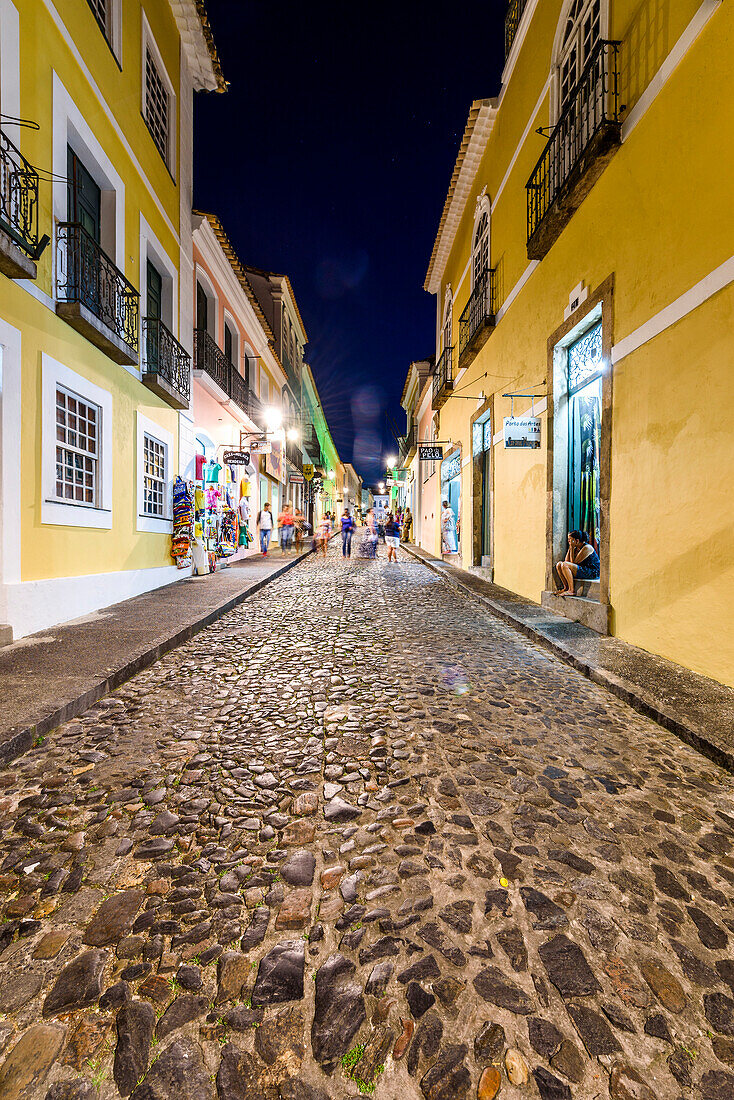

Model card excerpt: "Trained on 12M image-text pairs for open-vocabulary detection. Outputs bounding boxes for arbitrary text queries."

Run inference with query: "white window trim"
[0,318,22,590]
[141,11,177,178]
[85,0,122,64]
[194,265,218,339]
[549,0,610,126]
[136,412,173,533]
[471,195,491,291]
[52,71,125,270]
[41,354,113,529]
[442,286,453,351]
[140,212,179,353]
[0,0,20,123]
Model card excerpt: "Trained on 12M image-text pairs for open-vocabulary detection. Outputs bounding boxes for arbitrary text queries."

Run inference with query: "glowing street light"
[286,427,299,442]
[264,406,282,432]
[328,469,335,480]
[386,454,396,468]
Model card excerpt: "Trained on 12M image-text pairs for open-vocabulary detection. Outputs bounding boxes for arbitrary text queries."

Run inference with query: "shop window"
[55,386,99,507]
[567,321,602,549]
[142,433,167,517]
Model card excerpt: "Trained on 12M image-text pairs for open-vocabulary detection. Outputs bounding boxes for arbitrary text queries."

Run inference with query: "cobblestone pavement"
[2,541,734,1100]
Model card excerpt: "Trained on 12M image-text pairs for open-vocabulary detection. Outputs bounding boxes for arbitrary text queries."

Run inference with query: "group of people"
[255,501,309,556]
[254,501,417,563]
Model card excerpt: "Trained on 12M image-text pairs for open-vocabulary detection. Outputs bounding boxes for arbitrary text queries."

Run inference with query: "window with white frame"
[557,0,602,117]
[442,293,453,351]
[142,433,167,516]
[145,46,170,163]
[472,211,489,288]
[55,386,99,507]
[87,0,112,41]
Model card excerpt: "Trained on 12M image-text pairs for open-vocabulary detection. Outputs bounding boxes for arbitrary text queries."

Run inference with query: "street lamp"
[264,406,282,433]
[328,469,335,480]
[286,427,299,442]
[386,454,396,468]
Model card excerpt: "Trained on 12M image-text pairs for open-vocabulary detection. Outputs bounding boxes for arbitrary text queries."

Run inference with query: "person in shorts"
[384,512,400,563]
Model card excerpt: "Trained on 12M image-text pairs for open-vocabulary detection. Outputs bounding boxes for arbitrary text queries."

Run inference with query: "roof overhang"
[169,1,227,92]
[424,98,498,295]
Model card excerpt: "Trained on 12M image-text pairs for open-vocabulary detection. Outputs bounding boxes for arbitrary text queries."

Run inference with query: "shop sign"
[419,445,443,461]
[289,473,305,484]
[503,416,541,449]
[265,440,282,480]
[302,463,314,481]
[250,440,272,455]
[223,451,251,465]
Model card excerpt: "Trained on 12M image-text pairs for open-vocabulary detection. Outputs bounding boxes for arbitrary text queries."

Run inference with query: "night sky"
[194,1,506,485]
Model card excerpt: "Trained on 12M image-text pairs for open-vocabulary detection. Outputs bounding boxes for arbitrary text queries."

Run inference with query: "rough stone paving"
[1,542,734,1100]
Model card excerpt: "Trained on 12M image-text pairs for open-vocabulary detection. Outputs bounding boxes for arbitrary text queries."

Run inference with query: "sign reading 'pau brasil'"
[419,445,443,461]
[503,416,541,449]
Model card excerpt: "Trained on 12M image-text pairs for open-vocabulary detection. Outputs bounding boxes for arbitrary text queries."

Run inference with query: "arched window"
[472,210,489,289]
[442,290,453,352]
[555,0,602,120]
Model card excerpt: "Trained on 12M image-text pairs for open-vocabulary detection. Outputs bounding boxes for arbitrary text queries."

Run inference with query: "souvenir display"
[171,476,194,569]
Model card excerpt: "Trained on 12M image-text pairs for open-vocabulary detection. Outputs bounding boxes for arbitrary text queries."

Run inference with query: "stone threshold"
[402,542,734,773]
[0,546,317,767]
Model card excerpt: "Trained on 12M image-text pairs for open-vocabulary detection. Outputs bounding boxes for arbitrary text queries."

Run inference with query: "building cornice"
[169,0,227,92]
[424,98,498,295]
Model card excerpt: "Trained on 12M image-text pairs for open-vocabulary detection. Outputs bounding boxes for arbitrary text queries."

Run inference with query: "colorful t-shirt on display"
[206,462,222,484]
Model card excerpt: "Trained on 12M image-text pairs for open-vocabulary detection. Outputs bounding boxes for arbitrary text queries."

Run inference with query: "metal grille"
[145,48,169,162]
[432,345,454,406]
[55,386,98,506]
[505,0,530,59]
[458,267,497,360]
[568,321,603,392]
[526,40,620,245]
[143,433,166,516]
[56,222,139,352]
[0,127,40,257]
[144,317,191,404]
[86,0,112,40]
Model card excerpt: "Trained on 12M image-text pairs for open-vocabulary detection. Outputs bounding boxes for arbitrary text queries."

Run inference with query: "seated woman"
[555,530,600,596]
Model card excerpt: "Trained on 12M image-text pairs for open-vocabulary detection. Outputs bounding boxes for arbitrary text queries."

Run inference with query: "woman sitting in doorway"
[555,530,600,596]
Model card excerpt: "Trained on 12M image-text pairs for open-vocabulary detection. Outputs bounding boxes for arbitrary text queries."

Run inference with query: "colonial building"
[424,0,733,685]
[398,359,436,551]
[0,0,224,639]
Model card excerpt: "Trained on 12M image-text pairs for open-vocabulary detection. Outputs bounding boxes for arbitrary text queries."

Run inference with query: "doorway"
[472,410,492,567]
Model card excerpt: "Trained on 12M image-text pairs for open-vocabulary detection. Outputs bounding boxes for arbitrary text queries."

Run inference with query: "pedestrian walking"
[278,501,295,555]
[402,507,413,543]
[384,511,400,563]
[341,508,355,558]
[256,501,274,556]
[315,514,330,558]
[294,507,305,552]
[357,508,379,559]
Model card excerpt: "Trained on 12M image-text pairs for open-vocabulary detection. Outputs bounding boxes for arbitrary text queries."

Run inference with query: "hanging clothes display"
[171,476,194,569]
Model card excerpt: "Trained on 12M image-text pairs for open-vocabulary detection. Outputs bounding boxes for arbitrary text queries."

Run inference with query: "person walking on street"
[385,511,400,563]
[402,507,413,543]
[278,501,295,555]
[256,502,273,556]
[357,508,379,559]
[315,513,330,558]
[294,507,305,552]
[341,508,355,558]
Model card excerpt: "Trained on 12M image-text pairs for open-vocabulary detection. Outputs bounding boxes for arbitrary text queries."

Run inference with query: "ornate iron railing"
[527,40,620,244]
[458,268,497,359]
[194,328,229,393]
[195,328,264,422]
[56,223,139,352]
[286,439,302,469]
[0,127,41,257]
[505,0,530,59]
[432,345,454,406]
[400,423,417,463]
[144,318,190,404]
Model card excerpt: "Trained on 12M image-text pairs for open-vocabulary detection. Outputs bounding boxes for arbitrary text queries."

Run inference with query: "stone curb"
[0,547,316,768]
[402,543,734,775]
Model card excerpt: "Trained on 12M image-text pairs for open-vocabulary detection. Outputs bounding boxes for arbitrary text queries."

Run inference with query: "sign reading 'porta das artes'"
[503,417,541,449]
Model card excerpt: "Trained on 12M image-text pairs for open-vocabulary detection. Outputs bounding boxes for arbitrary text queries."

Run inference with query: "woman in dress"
[441,500,458,554]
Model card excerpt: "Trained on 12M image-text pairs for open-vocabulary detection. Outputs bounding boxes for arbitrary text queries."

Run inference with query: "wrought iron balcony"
[194,328,262,424]
[399,423,417,465]
[458,268,497,368]
[56,223,139,365]
[143,318,190,409]
[0,127,47,279]
[301,423,320,459]
[286,439,302,469]
[432,345,454,411]
[505,0,530,60]
[526,40,621,260]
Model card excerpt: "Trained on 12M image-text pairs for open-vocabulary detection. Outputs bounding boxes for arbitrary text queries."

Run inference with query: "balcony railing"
[432,345,454,410]
[143,318,190,409]
[0,127,45,272]
[505,0,530,59]
[526,40,621,259]
[194,328,262,424]
[56,222,139,364]
[458,268,497,366]
[286,439,302,469]
[302,425,320,457]
[399,423,417,464]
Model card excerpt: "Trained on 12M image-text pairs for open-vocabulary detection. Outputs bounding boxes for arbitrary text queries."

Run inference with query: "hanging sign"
[289,473,305,484]
[302,463,314,481]
[250,440,272,455]
[223,451,251,465]
[419,445,443,461]
[503,416,541,449]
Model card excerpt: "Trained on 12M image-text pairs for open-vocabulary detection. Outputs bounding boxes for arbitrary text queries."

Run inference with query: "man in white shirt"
[256,502,274,556]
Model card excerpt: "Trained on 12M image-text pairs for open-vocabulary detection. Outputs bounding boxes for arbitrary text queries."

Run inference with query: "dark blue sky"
[194,1,505,484]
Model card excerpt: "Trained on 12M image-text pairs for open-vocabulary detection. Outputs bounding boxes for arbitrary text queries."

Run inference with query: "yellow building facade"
[425,0,733,685]
[0,0,224,638]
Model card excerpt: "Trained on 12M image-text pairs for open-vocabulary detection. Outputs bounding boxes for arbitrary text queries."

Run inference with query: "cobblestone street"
[2,541,734,1100]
